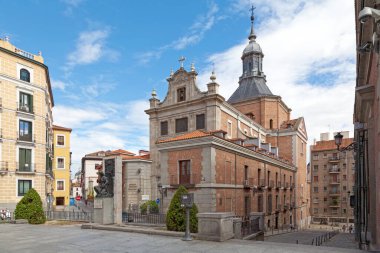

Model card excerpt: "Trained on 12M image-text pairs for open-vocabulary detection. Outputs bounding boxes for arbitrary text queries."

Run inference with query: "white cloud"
[197,0,355,154]
[61,0,85,16]
[66,29,119,70]
[137,2,219,64]
[51,79,68,91]
[53,100,150,168]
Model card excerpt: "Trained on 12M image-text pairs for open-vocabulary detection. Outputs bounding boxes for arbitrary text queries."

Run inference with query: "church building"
[145,11,310,230]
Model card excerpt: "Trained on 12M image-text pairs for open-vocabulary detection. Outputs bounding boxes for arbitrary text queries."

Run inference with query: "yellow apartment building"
[0,37,54,211]
[52,125,71,209]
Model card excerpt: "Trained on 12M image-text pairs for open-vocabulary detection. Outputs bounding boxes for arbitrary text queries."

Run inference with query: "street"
[0,224,363,253]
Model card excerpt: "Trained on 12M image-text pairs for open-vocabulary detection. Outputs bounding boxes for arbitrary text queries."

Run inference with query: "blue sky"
[0,0,356,173]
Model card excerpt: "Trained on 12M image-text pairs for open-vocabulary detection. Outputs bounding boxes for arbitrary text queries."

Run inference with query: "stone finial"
[151,88,157,98]
[38,51,42,56]
[210,70,216,82]
[190,62,195,72]
[4,36,9,42]
[170,68,174,77]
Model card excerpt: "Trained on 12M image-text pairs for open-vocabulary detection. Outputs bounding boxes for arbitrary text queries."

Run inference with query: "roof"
[311,138,354,152]
[157,130,212,143]
[227,76,275,104]
[121,154,151,161]
[85,149,135,157]
[53,125,72,132]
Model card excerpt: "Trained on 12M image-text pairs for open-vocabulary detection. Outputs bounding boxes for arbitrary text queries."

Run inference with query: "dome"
[243,40,262,56]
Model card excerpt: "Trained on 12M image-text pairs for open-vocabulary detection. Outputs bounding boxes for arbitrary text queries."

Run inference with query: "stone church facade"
[145,13,310,230]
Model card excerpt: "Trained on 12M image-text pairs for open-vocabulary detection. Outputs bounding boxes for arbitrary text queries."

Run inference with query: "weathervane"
[178,56,186,68]
[250,5,256,22]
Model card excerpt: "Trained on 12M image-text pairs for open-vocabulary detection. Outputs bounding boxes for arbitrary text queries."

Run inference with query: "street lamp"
[158,183,167,213]
[334,132,356,151]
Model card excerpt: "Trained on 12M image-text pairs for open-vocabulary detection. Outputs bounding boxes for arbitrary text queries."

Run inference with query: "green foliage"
[14,188,46,224]
[166,185,198,233]
[140,200,159,214]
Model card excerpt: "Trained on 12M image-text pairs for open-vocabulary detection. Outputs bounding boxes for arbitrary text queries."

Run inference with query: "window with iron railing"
[19,92,33,113]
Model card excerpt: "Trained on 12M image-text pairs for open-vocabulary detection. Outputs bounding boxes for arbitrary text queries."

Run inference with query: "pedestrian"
[342,224,346,233]
[349,225,353,234]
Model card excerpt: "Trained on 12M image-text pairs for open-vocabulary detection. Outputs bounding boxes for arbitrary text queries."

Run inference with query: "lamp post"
[157,183,167,213]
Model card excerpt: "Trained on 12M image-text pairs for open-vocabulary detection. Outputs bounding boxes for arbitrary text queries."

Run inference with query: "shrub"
[140,200,159,214]
[166,185,198,233]
[14,188,46,224]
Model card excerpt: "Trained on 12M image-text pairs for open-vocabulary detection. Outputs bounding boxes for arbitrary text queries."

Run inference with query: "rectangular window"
[313,165,318,172]
[56,197,64,206]
[177,87,186,102]
[18,180,32,196]
[196,114,205,130]
[57,158,65,169]
[57,135,65,146]
[19,92,33,113]
[313,176,318,182]
[313,187,318,193]
[175,117,188,133]
[57,180,64,191]
[227,121,232,137]
[160,121,168,136]
[179,160,191,184]
[313,154,318,160]
[18,148,32,172]
[258,195,263,212]
[19,120,33,142]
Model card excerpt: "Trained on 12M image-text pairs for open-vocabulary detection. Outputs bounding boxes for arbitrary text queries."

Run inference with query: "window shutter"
[29,94,33,113]
[26,149,32,166]
[19,149,25,170]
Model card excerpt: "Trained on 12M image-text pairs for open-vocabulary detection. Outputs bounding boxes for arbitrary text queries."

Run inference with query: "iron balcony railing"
[329,178,341,184]
[329,201,340,207]
[329,167,340,173]
[328,156,340,162]
[17,132,36,143]
[268,180,274,189]
[276,204,282,212]
[259,179,265,188]
[16,163,35,173]
[329,190,340,195]
[17,102,34,114]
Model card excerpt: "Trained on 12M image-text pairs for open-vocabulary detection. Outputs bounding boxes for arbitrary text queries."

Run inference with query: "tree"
[140,200,159,214]
[166,185,198,233]
[14,188,46,224]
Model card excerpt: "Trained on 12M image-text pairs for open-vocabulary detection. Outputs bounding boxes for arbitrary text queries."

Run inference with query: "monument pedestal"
[197,212,235,242]
[94,197,114,224]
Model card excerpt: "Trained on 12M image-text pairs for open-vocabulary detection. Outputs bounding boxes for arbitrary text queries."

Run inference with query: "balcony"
[17,132,36,144]
[243,179,251,188]
[258,179,265,189]
[283,204,289,211]
[329,190,341,195]
[313,199,319,204]
[0,161,9,175]
[328,156,340,163]
[276,181,281,190]
[268,180,274,190]
[16,163,36,174]
[17,103,34,114]
[170,173,200,187]
[329,179,340,184]
[329,168,340,173]
[276,204,282,213]
[290,183,295,190]
[329,201,340,207]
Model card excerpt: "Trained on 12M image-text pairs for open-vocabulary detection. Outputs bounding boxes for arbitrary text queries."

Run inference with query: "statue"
[94,171,113,198]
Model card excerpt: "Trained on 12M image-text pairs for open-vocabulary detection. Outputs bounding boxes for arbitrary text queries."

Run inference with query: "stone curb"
[81,223,199,239]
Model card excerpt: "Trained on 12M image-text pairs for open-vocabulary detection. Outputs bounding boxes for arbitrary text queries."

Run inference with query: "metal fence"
[45,211,93,222]
[122,212,166,225]
[240,217,260,237]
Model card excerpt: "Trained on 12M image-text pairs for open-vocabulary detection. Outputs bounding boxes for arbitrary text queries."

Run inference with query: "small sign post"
[181,193,194,241]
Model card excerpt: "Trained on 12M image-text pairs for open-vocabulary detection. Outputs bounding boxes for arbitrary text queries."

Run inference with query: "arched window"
[269,119,273,129]
[20,69,30,82]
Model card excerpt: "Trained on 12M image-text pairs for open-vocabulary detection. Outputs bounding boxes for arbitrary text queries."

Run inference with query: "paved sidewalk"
[322,233,358,249]
[265,230,327,245]
[0,224,364,253]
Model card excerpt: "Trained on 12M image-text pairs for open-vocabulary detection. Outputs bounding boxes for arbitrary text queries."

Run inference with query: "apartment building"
[0,37,54,210]
[310,132,355,225]
[52,125,72,209]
